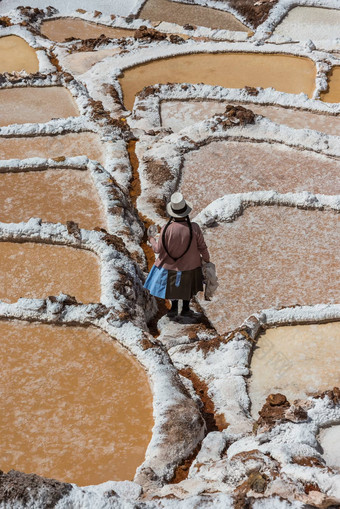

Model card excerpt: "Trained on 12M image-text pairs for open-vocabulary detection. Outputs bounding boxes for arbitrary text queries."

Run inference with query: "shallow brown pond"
[0,132,104,165]
[120,53,316,110]
[139,0,248,32]
[321,66,340,103]
[0,168,106,230]
[249,322,340,417]
[0,242,101,304]
[0,35,39,73]
[0,320,153,485]
[198,207,340,333]
[0,87,80,127]
[41,17,135,42]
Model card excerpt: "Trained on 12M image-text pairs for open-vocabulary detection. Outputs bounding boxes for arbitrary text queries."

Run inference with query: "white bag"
[202,262,218,301]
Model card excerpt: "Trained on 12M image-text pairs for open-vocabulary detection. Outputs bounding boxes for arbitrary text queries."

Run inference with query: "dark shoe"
[180,309,195,317]
[166,309,178,318]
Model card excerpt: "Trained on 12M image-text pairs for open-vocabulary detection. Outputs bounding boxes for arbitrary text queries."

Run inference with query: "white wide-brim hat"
[166,192,192,218]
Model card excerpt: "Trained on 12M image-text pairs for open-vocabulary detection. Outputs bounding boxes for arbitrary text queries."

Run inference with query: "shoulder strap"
[162,217,193,262]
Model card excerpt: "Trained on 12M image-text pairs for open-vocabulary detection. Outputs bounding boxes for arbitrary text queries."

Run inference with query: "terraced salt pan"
[0,242,101,304]
[0,132,104,165]
[0,87,80,127]
[0,35,39,73]
[321,66,340,104]
[120,53,316,110]
[41,18,135,42]
[273,7,340,41]
[0,168,107,230]
[139,0,248,32]
[199,207,340,333]
[319,425,340,472]
[248,322,340,418]
[0,320,153,485]
[160,100,340,136]
[179,140,340,212]
[61,48,123,75]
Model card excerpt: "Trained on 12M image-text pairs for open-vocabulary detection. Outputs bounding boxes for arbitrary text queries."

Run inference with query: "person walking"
[144,192,210,317]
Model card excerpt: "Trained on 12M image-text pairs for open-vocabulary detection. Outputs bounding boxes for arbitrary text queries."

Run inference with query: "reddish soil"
[179,367,228,433]
[227,0,278,28]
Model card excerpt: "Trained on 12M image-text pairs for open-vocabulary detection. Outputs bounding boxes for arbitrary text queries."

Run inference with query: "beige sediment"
[61,48,123,75]
[249,322,340,417]
[120,53,316,110]
[41,17,135,42]
[321,66,340,103]
[160,99,340,137]
[0,168,107,230]
[0,87,80,127]
[0,35,39,73]
[0,319,153,485]
[198,207,340,334]
[0,242,101,304]
[179,140,340,211]
[139,0,249,32]
[0,132,105,165]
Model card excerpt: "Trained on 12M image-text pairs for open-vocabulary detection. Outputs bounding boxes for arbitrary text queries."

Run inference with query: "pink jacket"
[149,221,210,271]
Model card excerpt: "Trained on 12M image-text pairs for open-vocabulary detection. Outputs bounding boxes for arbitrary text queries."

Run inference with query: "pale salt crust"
[195,191,340,227]
[153,305,340,505]
[130,83,340,133]
[136,112,340,224]
[0,0,145,18]
[0,6,340,509]
[169,0,340,41]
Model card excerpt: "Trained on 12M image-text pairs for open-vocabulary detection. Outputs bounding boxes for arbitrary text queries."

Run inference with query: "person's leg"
[171,299,178,312]
[181,300,190,314]
[167,299,178,317]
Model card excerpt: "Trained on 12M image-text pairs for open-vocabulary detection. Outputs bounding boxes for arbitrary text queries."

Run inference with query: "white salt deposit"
[274,6,340,42]
[319,425,340,471]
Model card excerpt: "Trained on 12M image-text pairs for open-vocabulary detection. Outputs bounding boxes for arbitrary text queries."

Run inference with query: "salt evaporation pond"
[199,207,340,333]
[0,242,101,304]
[179,140,340,211]
[319,425,340,472]
[321,67,340,103]
[139,0,248,32]
[160,100,340,137]
[0,168,107,230]
[273,7,340,41]
[61,47,123,75]
[0,35,39,73]
[120,53,316,110]
[41,18,135,42]
[0,132,105,165]
[248,322,340,417]
[0,87,80,126]
[0,320,153,485]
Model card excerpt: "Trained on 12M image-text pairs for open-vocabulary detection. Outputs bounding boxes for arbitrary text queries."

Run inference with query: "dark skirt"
[144,265,203,301]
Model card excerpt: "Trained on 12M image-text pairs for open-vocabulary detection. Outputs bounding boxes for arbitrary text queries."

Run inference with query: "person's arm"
[148,225,163,254]
[195,224,210,263]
